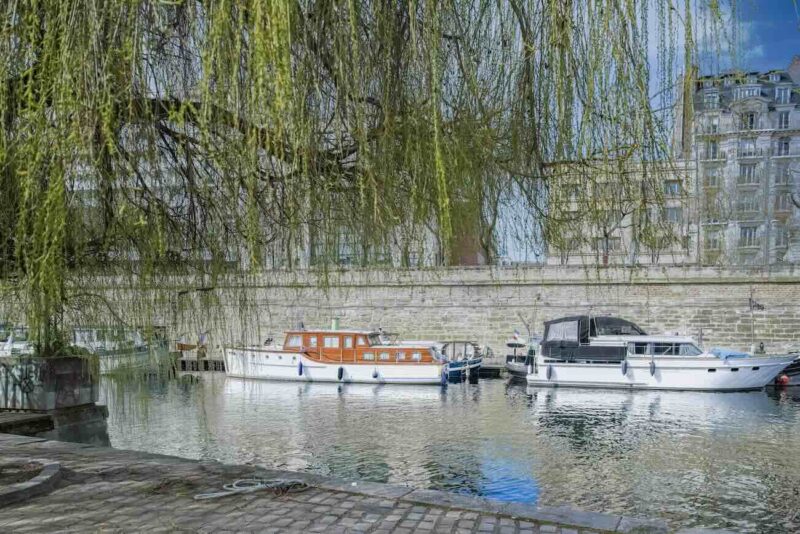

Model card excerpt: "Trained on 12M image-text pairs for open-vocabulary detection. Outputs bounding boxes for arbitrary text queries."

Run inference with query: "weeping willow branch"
[0,0,728,352]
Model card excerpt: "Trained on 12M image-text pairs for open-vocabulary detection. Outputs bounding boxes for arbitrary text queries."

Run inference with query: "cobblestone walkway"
[0,433,705,533]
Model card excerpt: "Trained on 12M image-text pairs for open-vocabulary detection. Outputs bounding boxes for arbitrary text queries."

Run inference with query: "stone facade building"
[682,56,800,266]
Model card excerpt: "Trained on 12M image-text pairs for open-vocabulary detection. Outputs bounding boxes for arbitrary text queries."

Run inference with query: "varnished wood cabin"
[276,330,439,365]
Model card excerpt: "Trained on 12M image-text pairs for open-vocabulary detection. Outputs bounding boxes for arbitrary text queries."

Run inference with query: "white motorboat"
[505,331,540,379]
[224,323,448,385]
[526,316,796,391]
[0,326,35,357]
[71,327,161,374]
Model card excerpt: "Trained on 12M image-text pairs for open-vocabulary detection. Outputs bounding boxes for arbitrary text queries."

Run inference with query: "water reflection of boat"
[527,316,796,391]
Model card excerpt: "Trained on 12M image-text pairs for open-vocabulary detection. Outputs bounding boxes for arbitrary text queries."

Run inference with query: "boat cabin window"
[357,336,366,346]
[309,336,318,347]
[628,342,649,355]
[653,343,677,355]
[397,353,406,360]
[344,336,353,348]
[546,321,579,342]
[323,336,339,348]
[285,335,302,347]
[379,352,390,361]
[411,352,422,361]
[363,352,375,360]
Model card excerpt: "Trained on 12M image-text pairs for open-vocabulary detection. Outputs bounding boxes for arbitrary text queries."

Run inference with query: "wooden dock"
[479,362,505,378]
[0,411,54,435]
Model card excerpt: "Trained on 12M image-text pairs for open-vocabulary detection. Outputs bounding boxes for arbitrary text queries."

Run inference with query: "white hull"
[224,347,445,385]
[526,355,796,391]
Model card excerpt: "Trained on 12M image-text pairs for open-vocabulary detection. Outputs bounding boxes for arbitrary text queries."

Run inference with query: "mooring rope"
[194,478,310,500]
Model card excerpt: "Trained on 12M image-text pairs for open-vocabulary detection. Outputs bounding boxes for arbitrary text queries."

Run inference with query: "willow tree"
[0,1,727,354]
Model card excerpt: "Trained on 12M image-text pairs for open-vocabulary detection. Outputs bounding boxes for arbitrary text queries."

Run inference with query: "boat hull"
[526,355,796,391]
[224,347,445,385]
[447,357,482,380]
[506,361,529,379]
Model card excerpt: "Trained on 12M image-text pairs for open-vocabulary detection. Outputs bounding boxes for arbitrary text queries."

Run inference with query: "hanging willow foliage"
[0,0,728,353]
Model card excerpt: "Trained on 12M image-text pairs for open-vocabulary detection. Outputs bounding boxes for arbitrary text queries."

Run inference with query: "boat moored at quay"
[224,324,448,384]
[526,316,796,391]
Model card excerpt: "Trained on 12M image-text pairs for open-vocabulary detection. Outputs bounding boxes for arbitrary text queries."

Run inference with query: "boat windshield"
[368,333,383,346]
[628,342,703,356]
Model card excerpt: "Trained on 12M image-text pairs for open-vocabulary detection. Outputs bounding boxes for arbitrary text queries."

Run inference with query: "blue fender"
[298,361,304,376]
[621,360,628,376]
[649,360,656,377]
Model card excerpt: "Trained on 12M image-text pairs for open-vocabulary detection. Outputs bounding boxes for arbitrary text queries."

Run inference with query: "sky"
[712,1,800,73]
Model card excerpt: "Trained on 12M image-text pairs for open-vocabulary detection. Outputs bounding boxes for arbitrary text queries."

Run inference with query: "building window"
[723,77,734,87]
[775,164,791,185]
[776,87,790,104]
[740,112,757,130]
[702,79,714,88]
[737,164,758,185]
[705,231,721,250]
[703,92,719,109]
[735,87,759,100]
[706,140,719,159]
[323,336,339,348]
[736,195,760,213]
[778,111,790,130]
[775,193,793,212]
[663,207,683,223]
[704,170,720,187]
[739,226,758,247]
[769,73,781,82]
[343,336,353,348]
[775,226,789,247]
[776,138,791,156]
[746,75,758,84]
[664,180,681,197]
[739,139,757,157]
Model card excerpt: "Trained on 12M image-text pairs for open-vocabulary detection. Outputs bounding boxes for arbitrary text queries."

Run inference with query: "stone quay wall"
[156,265,800,357]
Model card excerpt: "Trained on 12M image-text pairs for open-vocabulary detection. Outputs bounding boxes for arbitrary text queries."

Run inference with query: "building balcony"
[736,148,766,158]
[772,147,800,157]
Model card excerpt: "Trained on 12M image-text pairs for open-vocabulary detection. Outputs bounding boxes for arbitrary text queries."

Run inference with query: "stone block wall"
[157,265,800,357]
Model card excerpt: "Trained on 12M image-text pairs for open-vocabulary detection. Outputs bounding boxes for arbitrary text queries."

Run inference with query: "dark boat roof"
[544,316,647,335]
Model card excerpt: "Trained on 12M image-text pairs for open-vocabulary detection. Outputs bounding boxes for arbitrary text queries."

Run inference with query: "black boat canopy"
[541,316,646,362]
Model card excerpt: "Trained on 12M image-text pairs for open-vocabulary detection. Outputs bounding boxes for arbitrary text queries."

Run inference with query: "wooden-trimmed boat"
[224,324,448,385]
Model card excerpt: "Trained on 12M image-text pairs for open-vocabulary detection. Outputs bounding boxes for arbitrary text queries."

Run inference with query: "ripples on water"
[101,376,800,533]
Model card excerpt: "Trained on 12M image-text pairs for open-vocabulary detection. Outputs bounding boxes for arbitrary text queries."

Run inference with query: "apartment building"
[680,57,800,265]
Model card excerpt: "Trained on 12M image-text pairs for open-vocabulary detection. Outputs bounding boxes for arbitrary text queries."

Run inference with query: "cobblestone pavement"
[0,433,703,533]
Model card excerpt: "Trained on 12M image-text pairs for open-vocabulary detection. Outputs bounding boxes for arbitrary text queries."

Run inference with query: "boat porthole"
[708,368,716,373]
[752,367,760,371]
[731,368,739,372]
[649,361,656,377]
[546,364,553,380]
[621,360,628,376]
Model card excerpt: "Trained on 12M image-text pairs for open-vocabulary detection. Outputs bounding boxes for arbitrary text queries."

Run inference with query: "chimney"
[788,55,800,84]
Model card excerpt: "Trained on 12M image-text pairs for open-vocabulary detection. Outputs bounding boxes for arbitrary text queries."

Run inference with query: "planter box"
[0,356,98,411]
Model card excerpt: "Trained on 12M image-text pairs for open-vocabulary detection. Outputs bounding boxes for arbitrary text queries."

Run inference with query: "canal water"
[101,375,800,533]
